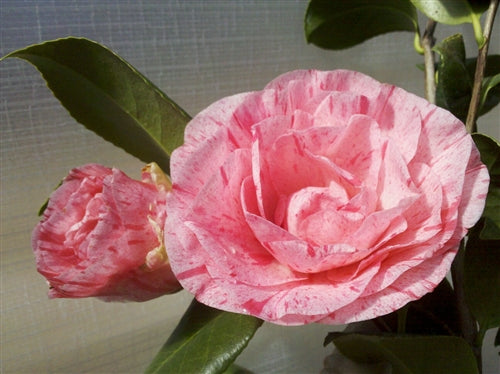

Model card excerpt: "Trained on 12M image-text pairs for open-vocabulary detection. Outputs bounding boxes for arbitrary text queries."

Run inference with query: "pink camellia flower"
[32,162,181,301]
[165,70,489,325]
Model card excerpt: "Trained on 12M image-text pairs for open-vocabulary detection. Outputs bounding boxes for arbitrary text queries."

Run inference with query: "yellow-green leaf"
[410,0,485,45]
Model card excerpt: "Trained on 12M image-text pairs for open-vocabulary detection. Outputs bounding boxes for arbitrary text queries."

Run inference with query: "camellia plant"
[2,1,499,373]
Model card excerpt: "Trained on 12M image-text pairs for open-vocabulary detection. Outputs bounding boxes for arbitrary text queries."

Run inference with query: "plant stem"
[465,0,499,133]
[421,19,437,104]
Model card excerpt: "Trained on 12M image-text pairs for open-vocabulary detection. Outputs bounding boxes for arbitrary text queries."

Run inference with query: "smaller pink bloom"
[32,163,181,301]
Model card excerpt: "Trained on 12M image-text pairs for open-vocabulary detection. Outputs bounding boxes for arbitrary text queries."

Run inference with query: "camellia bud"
[32,163,181,301]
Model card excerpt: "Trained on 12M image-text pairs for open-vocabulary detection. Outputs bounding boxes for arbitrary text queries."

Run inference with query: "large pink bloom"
[32,163,181,301]
[165,70,489,325]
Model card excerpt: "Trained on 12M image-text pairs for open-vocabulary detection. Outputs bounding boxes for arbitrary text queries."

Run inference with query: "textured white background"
[1,1,499,373]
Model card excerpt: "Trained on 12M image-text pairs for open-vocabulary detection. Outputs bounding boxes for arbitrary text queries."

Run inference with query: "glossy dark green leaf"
[466,55,500,116]
[466,55,500,81]
[481,216,500,239]
[419,55,500,116]
[472,133,500,239]
[468,0,491,14]
[2,37,191,173]
[145,299,263,374]
[222,365,254,374]
[332,334,479,374]
[434,34,472,122]
[479,74,500,115]
[464,222,500,337]
[305,0,418,50]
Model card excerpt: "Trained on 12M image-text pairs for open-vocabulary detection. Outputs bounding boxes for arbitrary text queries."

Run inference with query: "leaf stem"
[472,13,486,48]
[421,19,437,104]
[465,0,499,133]
[414,31,424,55]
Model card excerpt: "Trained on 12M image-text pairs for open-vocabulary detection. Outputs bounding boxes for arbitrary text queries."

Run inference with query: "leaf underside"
[410,0,486,25]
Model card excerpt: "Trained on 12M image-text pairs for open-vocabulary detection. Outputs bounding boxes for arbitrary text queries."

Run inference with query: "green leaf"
[331,334,479,374]
[466,55,500,80]
[145,299,263,374]
[1,37,191,173]
[434,34,472,122]
[472,133,500,239]
[305,0,418,50]
[37,179,64,216]
[222,365,254,374]
[468,0,491,14]
[410,0,486,46]
[479,74,500,116]
[466,55,500,116]
[410,0,484,24]
[369,279,461,336]
[418,54,500,117]
[481,216,500,239]
[410,0,486,45]
[464,222,500,337]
